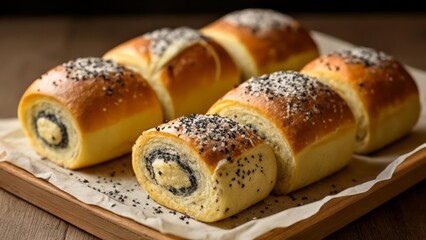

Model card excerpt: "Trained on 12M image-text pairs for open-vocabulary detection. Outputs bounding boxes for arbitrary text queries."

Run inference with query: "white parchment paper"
[1,32,425,240]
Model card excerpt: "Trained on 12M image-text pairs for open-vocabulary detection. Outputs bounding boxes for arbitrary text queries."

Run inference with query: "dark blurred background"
[1,1,426,240]
[1,0,425,15]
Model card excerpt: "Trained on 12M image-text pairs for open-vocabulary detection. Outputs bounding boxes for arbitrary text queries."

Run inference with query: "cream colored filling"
[135,134,277,222]
[23,99,80,167]
[152,159,191,189]
[36,117,63,145]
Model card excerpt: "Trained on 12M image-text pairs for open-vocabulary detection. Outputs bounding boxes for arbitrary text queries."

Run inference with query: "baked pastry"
[208,71,356,194]
[18,57,163,169]
[301,47,421,154]
[132,114,277,222]
[103,27,240,120]
[201,8,319,79]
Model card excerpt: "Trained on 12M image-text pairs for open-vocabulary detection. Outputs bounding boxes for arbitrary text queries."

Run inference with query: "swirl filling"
[145,149,197,196]
[33,111,68,148]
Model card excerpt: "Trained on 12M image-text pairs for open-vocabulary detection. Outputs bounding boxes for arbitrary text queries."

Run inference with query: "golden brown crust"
[204,20,318,70]
[208,38,241,86]
[104,28,238,77]
[156,39,240,117]
[118,36,151,64]
[149,114,263,171]
[156,42,219,113]
[214,72,355,153]
[103,28,241,120]
[301,55,419,118]
[107,36,151,62]
[21,60,161,132]
[132,113,276,221]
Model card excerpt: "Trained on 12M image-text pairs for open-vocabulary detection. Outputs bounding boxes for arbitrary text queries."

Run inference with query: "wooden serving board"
[1,148,425,240]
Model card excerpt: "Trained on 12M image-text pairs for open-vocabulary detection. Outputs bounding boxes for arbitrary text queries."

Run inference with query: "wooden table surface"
[0,13,425,239]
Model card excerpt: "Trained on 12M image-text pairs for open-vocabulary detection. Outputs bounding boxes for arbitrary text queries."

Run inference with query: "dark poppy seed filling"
[33,111,68,148]
[145,149,197,196]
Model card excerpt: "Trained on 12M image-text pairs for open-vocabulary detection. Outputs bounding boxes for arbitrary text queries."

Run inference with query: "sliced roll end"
[132,114,277,222]
[18,96,80,168]
[18,57,163,169]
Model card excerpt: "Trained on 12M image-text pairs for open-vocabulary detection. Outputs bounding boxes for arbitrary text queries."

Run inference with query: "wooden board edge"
[259,148,426,239]
[0,148,425,240]
[0,162,179,240]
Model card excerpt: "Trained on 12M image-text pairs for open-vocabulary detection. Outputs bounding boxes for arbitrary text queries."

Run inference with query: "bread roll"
[18,57,163,169]
[301,47,421,154]
[132,114,277,222]
[208,71,356,194]
[103,27,240,120]
[201,9,319,79]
